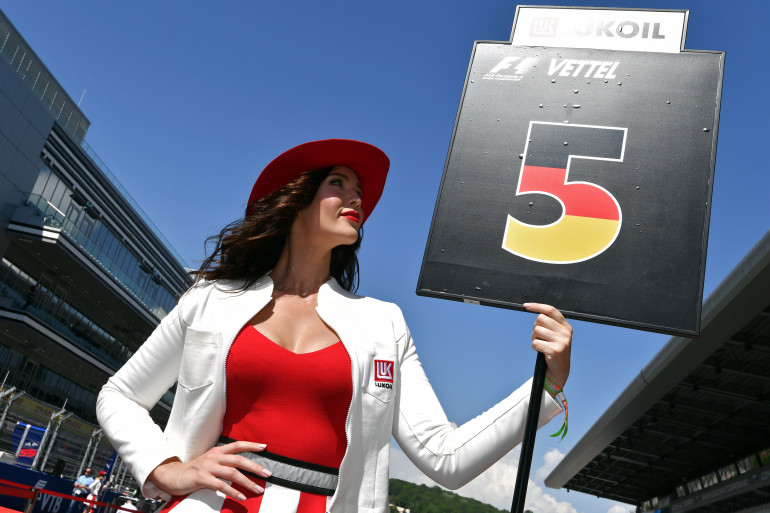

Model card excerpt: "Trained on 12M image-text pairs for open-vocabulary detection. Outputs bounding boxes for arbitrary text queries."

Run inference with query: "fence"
[0,462,156,513]
[0,383,137,496]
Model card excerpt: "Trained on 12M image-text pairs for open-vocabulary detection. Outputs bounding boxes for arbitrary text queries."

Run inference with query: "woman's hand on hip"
[147,440,272,500]
[524,302,572,392]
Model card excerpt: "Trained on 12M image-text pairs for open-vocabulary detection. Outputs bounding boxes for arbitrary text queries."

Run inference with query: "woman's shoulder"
[324,281,407,323]
[174,276,271,322]
[184,276,271,300]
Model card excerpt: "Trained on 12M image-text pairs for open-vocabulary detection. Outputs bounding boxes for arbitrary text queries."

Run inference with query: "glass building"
[0,8,191,479]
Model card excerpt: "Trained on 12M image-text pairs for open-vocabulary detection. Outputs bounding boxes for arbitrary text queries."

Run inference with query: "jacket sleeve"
[390,308,562,490]
[96,292,191,498]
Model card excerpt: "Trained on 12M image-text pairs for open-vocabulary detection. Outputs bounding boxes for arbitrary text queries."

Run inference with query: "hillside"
[388,478,534,513]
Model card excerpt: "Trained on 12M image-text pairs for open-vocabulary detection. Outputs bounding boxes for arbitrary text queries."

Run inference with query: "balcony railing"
[0,270,128,370]
[0,270,175,408]
[25,194,172,319]
[79,139,189,271]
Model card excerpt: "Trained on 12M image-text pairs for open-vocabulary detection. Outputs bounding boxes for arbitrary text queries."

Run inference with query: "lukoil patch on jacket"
[374,360,394,389]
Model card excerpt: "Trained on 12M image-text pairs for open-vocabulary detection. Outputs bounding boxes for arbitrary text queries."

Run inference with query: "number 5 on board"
[503,122,628,264]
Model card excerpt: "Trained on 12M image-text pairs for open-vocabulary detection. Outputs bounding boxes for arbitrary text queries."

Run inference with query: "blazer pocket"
[362,348,397,404]
[178,328,220,391]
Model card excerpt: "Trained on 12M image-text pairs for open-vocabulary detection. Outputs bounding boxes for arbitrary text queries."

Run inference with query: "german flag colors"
[502,122,627,264]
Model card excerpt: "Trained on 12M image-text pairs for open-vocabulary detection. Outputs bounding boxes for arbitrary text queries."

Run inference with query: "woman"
[84,471,106,513]
[97,139,572,513]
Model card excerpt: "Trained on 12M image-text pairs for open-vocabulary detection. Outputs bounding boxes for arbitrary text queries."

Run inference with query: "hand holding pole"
[510,303,572,513]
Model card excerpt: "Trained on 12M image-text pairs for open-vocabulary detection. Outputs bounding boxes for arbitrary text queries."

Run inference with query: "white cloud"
[523,482,579,513]
[534,448,566,482]
[607,505,632,513]
[455,449,523,509]
[389,444,579,513]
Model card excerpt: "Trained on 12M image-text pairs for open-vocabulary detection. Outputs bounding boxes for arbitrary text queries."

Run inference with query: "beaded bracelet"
[544,377,568,440]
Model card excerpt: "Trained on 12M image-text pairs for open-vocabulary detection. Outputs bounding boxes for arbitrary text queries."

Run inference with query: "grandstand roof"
[545,230,770,511]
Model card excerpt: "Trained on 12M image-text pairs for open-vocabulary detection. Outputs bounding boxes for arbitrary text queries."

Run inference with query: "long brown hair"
[190,168,362,292]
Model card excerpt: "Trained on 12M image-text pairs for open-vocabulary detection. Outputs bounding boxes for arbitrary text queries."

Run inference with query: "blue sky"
[4,1,768,511]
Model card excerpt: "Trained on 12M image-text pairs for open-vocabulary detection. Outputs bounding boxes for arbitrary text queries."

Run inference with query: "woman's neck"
[270,236,332,297]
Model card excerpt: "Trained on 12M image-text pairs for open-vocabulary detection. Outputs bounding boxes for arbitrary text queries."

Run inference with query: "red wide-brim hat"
[246,139,390,224]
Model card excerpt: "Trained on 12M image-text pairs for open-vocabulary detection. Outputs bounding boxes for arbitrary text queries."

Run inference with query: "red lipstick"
[341,210,360,223]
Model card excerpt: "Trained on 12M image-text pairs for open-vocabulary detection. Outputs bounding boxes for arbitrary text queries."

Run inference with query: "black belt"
[217,436,338,497]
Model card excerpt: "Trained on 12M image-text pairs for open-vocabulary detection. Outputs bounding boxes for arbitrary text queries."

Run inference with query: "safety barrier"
[0,476,145,513]
[0,463,150,513]
[3,478,141,513]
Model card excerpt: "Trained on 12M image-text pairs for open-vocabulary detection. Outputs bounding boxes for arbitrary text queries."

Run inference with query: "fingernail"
[256,443,267,449]
[238,493,247,501]
[262,469,272,477]
[254,485,264,494]
[523,303,531,308]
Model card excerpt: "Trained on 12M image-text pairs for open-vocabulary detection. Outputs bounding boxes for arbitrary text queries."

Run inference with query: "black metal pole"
[511,352,548,513]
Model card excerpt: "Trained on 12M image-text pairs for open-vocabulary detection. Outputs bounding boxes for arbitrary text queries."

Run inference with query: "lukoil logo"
[483,56,539,82]
[530,17,557,37]
[374,359,394,388]
[529,17,666,40]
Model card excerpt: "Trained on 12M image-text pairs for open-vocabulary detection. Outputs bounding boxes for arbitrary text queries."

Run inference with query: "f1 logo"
[374,360,394,383]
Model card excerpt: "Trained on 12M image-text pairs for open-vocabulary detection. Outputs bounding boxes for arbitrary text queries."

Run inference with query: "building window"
[760,448,770,466]
[719,463,738,481]
[700,472,718,488]
[737,454,759,474]
[686,478,702,494]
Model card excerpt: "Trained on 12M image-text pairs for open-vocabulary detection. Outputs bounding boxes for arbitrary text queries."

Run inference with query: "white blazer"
[96,275,561,513]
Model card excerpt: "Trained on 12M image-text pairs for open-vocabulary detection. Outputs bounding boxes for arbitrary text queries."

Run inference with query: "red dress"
[160,324,352,513]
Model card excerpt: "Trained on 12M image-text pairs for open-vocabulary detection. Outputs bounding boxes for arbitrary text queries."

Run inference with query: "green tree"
[388,478,509,513]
